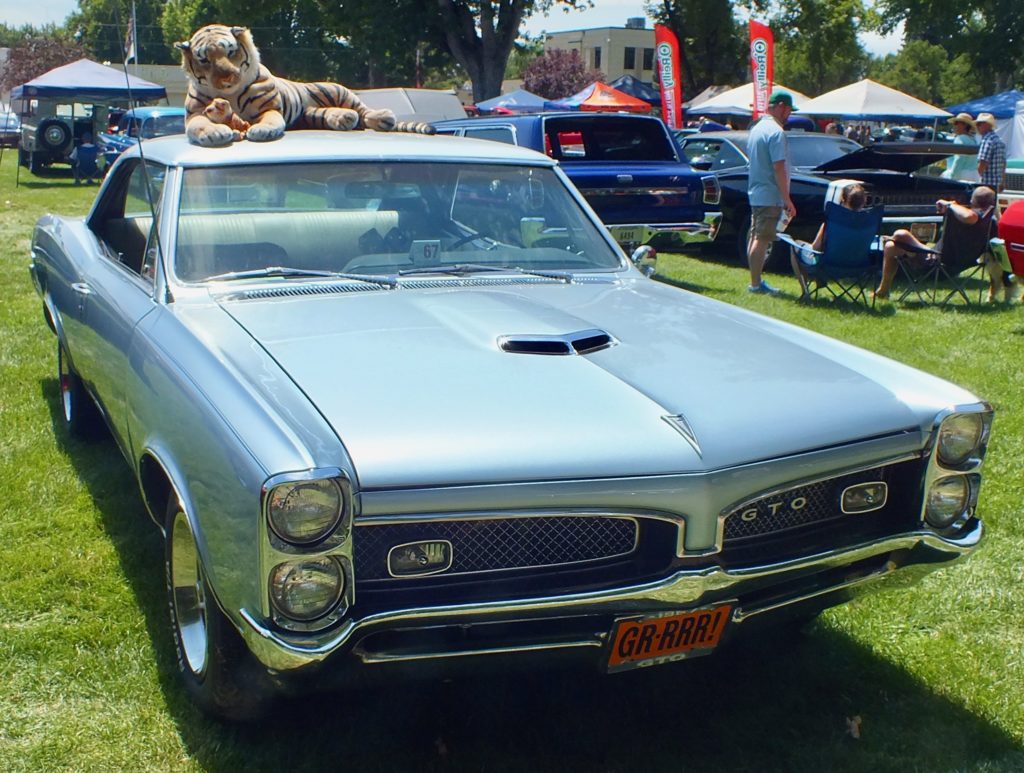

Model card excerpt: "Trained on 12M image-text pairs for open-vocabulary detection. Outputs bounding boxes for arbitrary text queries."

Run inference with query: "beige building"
[543,18,656,85]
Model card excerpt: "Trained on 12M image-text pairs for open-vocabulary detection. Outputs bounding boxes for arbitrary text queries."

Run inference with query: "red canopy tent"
[547,82,652,113]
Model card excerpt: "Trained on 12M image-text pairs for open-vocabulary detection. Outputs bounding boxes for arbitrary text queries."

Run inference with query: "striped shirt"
[978,131,1007,190]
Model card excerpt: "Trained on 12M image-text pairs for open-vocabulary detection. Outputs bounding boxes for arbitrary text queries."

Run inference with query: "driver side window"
[96,159,167,280]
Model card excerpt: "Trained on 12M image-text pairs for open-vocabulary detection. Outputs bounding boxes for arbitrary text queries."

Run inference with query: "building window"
[624,47,636,70]
[593,46,602,69]
[643,47,654,70]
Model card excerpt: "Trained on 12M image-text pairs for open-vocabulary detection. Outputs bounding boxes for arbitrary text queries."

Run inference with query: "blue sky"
[3,0,902,57]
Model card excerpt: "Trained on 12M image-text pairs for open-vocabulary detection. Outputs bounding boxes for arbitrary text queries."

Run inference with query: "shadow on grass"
[43,377,1023,773]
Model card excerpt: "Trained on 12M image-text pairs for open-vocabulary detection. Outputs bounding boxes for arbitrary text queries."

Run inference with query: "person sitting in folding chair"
[69,133,100,185]
[788,183,868,298]
[873,186,995,303]
[779,184,883,306]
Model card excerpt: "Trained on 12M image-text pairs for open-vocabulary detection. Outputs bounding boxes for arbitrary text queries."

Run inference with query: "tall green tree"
[869,0,1024,91]
[70,0,174,64]
[770,0,868,96]
[646,0,746,96]
[867,39,946,105]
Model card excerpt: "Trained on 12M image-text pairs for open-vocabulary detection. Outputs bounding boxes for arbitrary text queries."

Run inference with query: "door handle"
[71,282,92,296]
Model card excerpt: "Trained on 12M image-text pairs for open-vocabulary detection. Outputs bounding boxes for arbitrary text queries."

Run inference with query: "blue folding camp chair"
[778,202,884,307]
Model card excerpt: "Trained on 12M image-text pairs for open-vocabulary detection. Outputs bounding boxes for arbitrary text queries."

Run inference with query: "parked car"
[433,112,722,251]
[997,157,1024,213]
[679,131,978,266]
[1,108,20,148]
[30,131,991,719]
[97,106,185,167]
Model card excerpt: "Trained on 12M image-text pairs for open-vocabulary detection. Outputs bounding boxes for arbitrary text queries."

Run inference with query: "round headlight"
[270,557,344,621]
[937,413,984,467]
[267,479,344,545]
[925,476,970,529]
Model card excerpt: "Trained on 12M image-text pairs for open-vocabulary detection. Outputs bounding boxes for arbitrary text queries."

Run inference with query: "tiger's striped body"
[176,25,434,147]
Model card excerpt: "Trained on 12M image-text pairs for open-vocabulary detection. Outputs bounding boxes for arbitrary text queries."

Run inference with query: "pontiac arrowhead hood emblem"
[663,414,702,458]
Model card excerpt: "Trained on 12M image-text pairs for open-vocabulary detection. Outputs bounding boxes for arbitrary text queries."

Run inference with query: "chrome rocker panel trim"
[607,212,722,246]
[238,521,981,672]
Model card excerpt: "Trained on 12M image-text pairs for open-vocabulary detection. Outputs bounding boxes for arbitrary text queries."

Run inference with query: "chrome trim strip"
[237,523,982,672]
[732,559,898,622]
[354,637,602,665]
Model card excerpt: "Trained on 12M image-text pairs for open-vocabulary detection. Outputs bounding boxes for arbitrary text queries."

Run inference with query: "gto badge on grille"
[387,540,453,578]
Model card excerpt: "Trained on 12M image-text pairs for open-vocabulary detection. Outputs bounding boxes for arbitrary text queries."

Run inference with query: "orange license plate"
[607,605,732,672]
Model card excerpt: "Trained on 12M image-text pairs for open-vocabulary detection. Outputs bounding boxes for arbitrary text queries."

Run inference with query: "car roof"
[434,112,662,127]
[125,106,186,118]
[120,130,560,168]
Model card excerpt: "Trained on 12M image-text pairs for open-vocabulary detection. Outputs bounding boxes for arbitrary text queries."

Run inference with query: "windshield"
[174,161,623,282]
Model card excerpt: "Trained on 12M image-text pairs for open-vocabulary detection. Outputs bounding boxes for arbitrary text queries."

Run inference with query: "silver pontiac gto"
[30,131,991,719]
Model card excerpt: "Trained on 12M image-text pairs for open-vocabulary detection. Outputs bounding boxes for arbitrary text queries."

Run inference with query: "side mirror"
[631,245,657,277]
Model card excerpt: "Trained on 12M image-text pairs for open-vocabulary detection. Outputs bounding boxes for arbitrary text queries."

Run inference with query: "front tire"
[165,498,273,720]
[58,343,101,439]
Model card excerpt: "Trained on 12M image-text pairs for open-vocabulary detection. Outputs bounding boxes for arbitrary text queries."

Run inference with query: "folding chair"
[778,202,884,307]
[894,206,994,306]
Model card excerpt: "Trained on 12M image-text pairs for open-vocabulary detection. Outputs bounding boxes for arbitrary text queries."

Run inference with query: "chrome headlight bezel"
[262,470,352,549]
[925,474,976,531]
[936,412,988,469]
[269,556,346,622]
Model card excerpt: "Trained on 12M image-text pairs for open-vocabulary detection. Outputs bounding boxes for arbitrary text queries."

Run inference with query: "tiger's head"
[176,24,259,95]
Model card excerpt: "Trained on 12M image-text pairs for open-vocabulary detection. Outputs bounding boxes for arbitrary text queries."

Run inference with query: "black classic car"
[679,131,977,267]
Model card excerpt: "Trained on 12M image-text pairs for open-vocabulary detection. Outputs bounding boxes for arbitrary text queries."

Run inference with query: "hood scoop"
[499,328,615,356]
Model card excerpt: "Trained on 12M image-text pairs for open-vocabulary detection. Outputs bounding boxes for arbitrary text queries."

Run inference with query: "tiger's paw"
[363,109,397,132]
[322,108,360,131]
[245,123,286,142]
[188,123,237,147]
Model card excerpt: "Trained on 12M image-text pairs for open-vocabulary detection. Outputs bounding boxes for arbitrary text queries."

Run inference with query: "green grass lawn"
[1,149,1022,771]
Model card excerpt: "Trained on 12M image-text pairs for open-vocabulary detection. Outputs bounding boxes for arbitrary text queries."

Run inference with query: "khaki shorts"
[751,206,783,240]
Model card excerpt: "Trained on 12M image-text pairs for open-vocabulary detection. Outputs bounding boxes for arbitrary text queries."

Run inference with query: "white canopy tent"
[795,79,951,122]
[999,100,1024,158]
[687,83,811,117]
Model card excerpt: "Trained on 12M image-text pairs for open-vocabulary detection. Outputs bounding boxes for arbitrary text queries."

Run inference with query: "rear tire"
[58,343,101,439]
[165,498,273,721]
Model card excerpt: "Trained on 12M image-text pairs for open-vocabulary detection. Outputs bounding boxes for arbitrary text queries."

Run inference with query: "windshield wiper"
[398,263,573,283]
[204,266,397,288]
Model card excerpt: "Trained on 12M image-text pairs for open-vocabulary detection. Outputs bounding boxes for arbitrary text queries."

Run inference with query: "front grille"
[354,515,638,581]
[720,459,924,566]
[1004,172,1024,192]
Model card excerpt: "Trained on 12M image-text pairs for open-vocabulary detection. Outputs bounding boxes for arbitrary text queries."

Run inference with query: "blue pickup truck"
[433,113,721,250]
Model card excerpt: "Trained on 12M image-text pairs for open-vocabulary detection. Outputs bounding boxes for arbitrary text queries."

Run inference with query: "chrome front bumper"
[607,212,722,247]
[237,521,981,673]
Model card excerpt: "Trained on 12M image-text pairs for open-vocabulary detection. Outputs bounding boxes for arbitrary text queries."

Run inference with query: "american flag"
[124,2,138,65]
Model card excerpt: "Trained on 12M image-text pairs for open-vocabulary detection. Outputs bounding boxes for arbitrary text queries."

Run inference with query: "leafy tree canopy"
[646,0,746,96]
[523,48,602,99]
[0,26,87,94]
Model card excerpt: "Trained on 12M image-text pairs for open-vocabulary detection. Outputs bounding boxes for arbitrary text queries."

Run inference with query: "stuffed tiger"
[176,24,435,147]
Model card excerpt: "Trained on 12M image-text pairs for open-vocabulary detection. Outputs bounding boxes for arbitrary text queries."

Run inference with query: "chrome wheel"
[169,507,209,677]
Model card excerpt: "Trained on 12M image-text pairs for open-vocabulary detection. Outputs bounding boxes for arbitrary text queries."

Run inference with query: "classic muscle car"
[30,131,991,719]
[433,113,722,250]
[679,131,977,267]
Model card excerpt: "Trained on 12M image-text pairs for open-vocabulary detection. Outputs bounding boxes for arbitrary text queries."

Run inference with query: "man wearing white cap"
[976,112,1006,191]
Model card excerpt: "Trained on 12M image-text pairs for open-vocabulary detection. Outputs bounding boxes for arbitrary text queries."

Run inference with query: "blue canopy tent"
[945,90,1024,120]
[475,88,547,114]
[11,59,166,102]
[607,75,661,108]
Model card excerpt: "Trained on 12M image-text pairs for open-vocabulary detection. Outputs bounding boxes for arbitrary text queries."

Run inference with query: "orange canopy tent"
[547,82,652,113]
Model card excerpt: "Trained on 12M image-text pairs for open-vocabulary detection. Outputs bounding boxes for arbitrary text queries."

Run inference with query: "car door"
[74,158,167,455]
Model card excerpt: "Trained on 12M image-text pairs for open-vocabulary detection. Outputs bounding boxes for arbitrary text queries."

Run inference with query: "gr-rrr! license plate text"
[607,605,732,672]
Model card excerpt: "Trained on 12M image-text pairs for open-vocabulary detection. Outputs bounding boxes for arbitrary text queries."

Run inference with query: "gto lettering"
[739,496,809,522]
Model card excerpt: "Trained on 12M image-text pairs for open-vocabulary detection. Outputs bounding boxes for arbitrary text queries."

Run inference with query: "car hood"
[814,142,974,174]
[216,278,964,488]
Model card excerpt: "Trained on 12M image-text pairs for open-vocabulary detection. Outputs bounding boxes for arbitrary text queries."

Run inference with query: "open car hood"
[814,142,976,174]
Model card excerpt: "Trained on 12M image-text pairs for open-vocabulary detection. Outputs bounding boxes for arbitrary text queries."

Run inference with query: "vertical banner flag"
[124,2,138,65]
[654,25,683,130]
[749,19,773,119]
